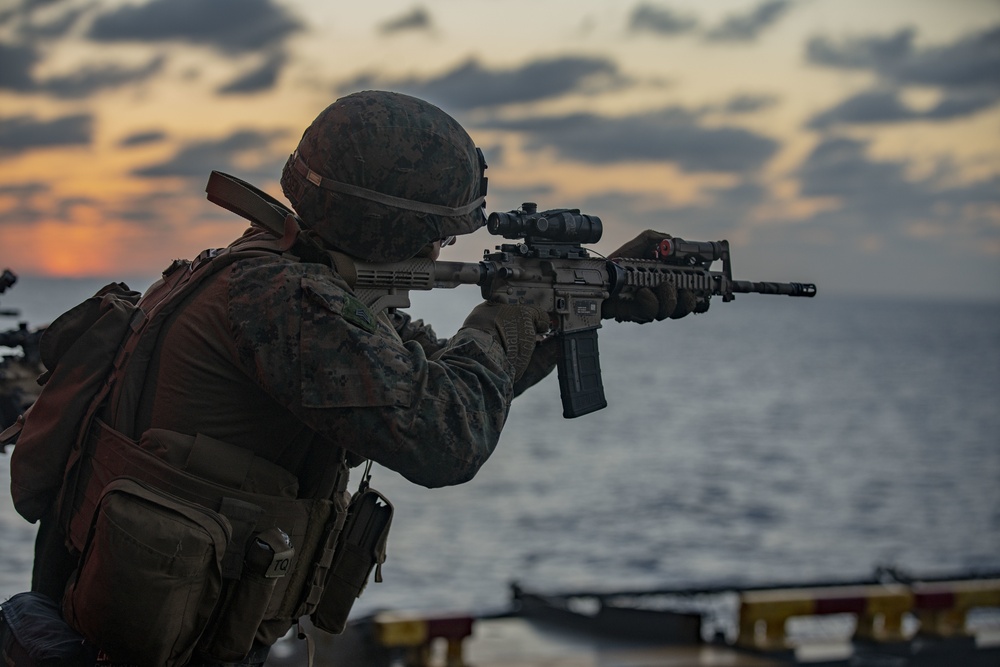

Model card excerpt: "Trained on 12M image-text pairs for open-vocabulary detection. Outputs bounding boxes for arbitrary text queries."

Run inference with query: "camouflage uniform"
[137,230,533,490]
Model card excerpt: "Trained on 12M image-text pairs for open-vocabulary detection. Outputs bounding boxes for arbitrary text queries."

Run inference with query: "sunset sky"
[1,0,998,300]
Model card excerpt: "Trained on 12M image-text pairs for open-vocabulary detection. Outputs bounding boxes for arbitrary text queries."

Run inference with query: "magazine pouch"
[310,487,392,634]
[200,526,294,661]
[63,477,231,667]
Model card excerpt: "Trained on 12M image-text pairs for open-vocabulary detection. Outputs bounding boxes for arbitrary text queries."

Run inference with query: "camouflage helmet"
[280,91,488,262]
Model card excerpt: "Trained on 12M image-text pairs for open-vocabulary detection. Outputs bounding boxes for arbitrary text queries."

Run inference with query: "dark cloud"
[0,43,41,92]
[808,88,1000,128]
[478,107,778,173]
[892,25,1000,89]
[217,52,287,95]
[339,56,629,111]
[0,180,49,225]
[806,27,916,71]
[923,89,1000,120]
[0,182,49,197]
[628,4,699,36]
[0,200,45,226]
[705,0,792,42]
[87,0,303,55]
[40,55,166,98]
[786,135,1000,297]
[54,196,100,219]
[807,25,1000,91]
[808,89,914,129]
[0,187,102,227]
[806,26,1000,128]
[119,130,168,147]
[719,93,779,114]
[797,136,999,229]
[379,6,432,35]
[798,136,913,207]
[0,113,92,154]
[554,137,998,287]
[132,129,288,180]
[0,42,164,97]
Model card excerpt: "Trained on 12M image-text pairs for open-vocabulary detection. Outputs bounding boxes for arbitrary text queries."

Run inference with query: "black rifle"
[205,174,817,418]
[329,204,816,418]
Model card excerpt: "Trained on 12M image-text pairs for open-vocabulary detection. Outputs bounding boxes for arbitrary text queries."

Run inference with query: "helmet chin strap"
[290,152,485,218]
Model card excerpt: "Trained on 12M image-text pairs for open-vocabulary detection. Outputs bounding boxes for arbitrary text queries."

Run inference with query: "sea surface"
[2,277,999,621]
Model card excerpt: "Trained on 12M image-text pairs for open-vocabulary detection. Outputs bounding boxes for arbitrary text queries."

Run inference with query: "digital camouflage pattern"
[280,91,487,263]
[390,309,560,399]
[144,251,516,489]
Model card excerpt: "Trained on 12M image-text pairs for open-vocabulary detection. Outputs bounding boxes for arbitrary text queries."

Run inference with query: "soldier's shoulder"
[228,256,341,298]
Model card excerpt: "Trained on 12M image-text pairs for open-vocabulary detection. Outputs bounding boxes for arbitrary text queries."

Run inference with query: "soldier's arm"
[388,310,449,358]
[228,260,515,489]
[390,309,556,398]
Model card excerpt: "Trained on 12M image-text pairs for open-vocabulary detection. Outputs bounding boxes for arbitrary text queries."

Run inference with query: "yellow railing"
[373,611,475,667]
[737,579,1000,650]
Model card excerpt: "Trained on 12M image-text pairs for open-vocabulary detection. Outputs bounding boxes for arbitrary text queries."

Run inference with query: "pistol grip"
[556,328,607,418]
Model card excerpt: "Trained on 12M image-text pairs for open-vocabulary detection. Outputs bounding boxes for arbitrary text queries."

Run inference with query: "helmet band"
[291,152,485,218]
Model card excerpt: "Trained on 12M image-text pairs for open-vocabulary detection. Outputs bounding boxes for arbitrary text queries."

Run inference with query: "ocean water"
[1,278,998,620]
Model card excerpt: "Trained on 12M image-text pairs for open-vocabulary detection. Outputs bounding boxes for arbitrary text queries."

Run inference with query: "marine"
[0,90,688,666]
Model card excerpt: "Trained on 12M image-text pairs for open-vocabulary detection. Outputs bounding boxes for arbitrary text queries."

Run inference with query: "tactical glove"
[462,303,550,380]
[601,229,706,323]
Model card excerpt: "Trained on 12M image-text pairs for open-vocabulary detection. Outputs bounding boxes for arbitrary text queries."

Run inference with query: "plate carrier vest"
[1,173,391,666]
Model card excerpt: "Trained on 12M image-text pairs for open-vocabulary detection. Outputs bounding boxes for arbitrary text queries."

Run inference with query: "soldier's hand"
[462,303,550,380]
[602,229,706,323]
[608,229,671,261]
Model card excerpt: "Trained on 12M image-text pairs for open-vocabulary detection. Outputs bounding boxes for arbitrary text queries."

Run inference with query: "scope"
[487,203,602,244]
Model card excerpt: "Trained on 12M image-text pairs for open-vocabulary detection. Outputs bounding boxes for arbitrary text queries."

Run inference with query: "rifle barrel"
[732,280,817,297]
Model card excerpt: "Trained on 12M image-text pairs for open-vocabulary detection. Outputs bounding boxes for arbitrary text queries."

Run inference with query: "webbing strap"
[290,152,486,217]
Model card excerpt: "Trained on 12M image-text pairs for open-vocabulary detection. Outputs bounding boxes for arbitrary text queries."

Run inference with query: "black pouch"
[310,485,392,634]
[200,527,294,662]
[62,477,231,667]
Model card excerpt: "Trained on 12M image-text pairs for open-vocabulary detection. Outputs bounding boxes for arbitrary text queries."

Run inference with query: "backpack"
[0,173,391,664]
[1,282,141,523]
[0,171,299,525]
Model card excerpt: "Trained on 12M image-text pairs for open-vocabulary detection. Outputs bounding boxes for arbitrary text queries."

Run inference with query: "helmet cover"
[280,91,487,262]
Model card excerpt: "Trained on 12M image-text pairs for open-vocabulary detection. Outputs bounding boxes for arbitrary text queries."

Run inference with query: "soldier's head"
[280,91,487,263]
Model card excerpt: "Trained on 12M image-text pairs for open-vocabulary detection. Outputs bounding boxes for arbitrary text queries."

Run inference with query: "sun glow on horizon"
[0,0,997,298]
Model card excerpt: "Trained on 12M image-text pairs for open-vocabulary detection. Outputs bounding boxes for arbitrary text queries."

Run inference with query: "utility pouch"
[311,485,393,634]
[199,527,294,662]
[63,478,231,667]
